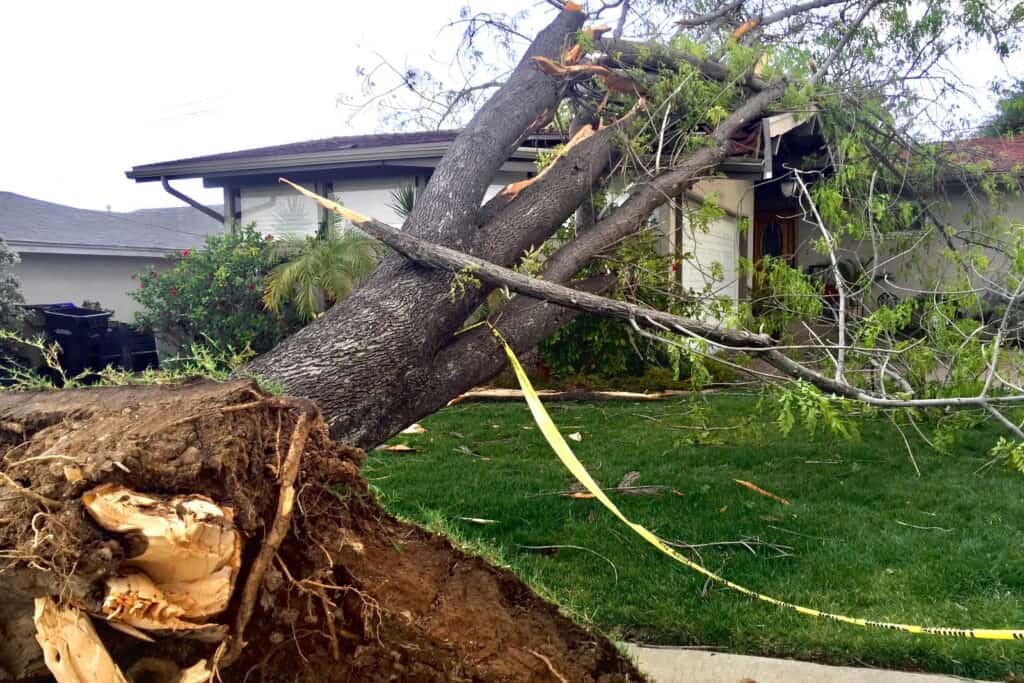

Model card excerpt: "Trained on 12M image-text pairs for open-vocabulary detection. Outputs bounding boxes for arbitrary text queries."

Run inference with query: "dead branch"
[0,471,59,508]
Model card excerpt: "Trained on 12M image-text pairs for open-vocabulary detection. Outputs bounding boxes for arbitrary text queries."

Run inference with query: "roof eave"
[9,240,176,258]
[128,142,542,182]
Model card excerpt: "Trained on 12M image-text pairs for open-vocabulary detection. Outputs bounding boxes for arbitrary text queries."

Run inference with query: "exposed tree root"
[0,380,644,682]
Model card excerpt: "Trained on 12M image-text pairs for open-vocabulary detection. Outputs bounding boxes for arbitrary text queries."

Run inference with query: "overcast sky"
[0,0,533,212]
[1,1,1019,213]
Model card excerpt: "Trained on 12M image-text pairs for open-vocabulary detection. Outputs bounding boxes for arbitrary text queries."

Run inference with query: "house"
[0,192,222,320]
[126,122,818,300]
[126,130,560,235]
[126,121,1017,313]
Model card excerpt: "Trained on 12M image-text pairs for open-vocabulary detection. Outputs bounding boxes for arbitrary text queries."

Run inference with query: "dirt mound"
[0,380,644,682]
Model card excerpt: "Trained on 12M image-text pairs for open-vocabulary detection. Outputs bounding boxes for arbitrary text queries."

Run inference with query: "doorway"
[753,210,798,265]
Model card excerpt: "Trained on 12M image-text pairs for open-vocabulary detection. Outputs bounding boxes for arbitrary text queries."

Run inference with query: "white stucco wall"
[14,253,169,322]
[331,176,418,228]
[240,182,320,237]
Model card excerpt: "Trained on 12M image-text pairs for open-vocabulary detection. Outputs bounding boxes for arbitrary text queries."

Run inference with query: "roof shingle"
[0,192,223,255]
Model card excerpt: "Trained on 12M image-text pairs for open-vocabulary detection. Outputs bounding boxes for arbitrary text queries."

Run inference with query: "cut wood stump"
[0,380,643,682]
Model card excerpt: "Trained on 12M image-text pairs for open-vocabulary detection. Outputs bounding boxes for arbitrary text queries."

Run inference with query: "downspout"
[160,177,225,223]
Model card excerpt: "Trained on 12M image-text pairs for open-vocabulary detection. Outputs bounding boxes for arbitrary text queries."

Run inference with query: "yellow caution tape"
[495,328,1024,641]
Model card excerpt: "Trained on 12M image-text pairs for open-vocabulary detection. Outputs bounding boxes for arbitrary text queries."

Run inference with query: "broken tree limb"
[597,37,771,91]
[280,180,1024,412]
[280,179,775,350]
[448,388,688,405]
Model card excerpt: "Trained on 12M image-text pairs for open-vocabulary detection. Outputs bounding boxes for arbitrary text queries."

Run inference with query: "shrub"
[540,313,662,378]
[0,236,25,330]
[132,225,294,354]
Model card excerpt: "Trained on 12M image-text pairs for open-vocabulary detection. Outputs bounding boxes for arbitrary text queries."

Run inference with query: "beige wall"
[15,253,169,322]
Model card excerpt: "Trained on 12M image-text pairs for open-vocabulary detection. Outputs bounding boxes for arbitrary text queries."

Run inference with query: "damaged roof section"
[126,113,824,189]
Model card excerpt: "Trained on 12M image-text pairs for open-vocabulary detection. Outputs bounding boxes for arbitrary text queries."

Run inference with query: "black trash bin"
[99,323,160,372]
[42,305,113,377]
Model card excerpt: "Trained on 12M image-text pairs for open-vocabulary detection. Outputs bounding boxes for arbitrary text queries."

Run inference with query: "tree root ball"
[0,380,644,682]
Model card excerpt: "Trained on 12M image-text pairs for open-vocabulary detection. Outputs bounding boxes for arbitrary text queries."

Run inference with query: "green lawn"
[364,393,1024,680]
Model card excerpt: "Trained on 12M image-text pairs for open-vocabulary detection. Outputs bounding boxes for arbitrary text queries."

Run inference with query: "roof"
[949,136,1024,174]
[127,130,556,184]
[0,192,224,257]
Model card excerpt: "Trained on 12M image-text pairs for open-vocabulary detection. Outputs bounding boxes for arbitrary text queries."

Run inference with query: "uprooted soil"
[0,380,644,681]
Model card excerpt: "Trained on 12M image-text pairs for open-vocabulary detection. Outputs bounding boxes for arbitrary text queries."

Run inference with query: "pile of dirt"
[0,380,644,682]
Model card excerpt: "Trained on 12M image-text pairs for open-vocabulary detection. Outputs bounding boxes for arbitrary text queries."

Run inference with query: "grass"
[364,393,1024,680]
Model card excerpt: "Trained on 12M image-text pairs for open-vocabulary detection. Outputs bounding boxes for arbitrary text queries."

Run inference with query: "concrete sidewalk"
[627,645,986,683]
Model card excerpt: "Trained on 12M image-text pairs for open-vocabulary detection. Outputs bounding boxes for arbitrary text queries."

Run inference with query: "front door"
[753,211,797,266]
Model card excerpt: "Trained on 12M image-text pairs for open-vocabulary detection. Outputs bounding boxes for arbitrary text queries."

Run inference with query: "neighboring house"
[0,192,222,320]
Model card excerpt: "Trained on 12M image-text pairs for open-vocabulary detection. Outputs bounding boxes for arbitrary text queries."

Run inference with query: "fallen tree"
[243,0,1024,451]
[8,1,1024,680]
[0,381,642,681]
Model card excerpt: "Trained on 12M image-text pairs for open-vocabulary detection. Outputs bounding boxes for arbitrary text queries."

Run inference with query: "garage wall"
[14,253,169,322]
[669,178,754,302]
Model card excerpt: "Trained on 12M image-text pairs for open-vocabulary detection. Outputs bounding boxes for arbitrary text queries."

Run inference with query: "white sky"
[1,1,1019,213]
[0,0,532,212]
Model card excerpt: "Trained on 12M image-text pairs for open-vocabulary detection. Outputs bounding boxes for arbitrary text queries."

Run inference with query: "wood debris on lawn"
[554,473,683,499]
[459,517,498,524]
[447,388,687,405]
[400,423,426,434]
[374,444,416,453]
[734,479,790,505]
[617,471,640,488]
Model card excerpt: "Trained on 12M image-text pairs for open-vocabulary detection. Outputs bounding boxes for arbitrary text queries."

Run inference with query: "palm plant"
[388,184,416,221]
[263,221,384,321]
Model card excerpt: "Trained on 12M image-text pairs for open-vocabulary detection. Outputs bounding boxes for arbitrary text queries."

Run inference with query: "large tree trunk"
[241,5,784,450]
[243,7,597,449]
[0,381,643,682]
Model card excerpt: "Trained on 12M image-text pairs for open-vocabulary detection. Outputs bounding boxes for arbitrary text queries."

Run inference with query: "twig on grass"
[765,524,821,540]
[516,544,619,583]
[662,537,794,558]
[889,415,921,477]
[895,519,952,532]
[734,479,790,505]
[528,484,683,497]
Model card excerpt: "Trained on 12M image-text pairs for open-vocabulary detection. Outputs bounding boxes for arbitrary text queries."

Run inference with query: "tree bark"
[244,7,594,449]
